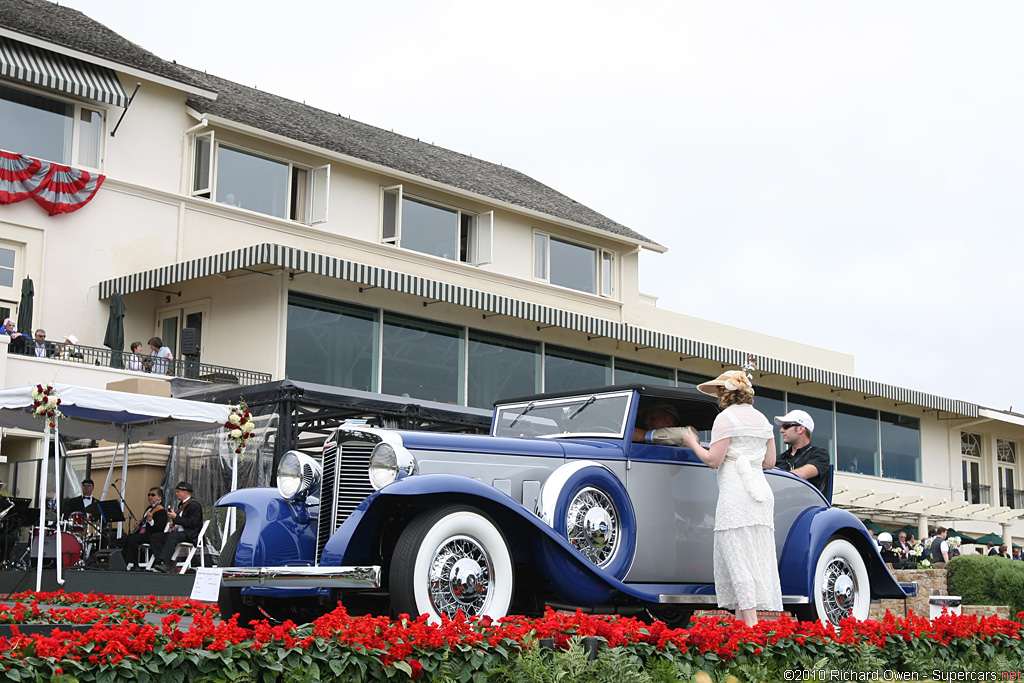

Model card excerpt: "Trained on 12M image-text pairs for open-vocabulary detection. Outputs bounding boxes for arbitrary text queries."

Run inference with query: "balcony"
[1000,487,1024,509]
[6,341,270,387]
[963,483,991,505]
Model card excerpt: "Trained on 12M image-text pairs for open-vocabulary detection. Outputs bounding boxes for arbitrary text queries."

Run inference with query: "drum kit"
[0,499,113,569]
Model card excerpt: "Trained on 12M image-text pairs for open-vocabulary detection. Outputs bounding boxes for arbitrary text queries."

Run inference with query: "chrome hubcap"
[427,535,491,617]
[566,487,619,566]
[821,557,858,624]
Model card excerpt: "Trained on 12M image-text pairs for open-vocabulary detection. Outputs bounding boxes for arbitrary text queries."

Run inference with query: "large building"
[0,0,1020,550]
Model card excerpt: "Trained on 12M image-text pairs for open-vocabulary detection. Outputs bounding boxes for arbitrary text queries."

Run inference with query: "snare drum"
[65,512,86,533]
[30,528,82,567]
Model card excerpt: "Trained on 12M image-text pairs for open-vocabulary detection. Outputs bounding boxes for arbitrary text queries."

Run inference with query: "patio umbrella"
[972,532,1004,546]
[16,277,33,335]
[102,291,126,369]
[893,524,920,539]
[946,529,977,544]
[859,519,888,534]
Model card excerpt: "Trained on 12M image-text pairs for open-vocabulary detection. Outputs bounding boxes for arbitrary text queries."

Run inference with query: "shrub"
[947,554,1024,612]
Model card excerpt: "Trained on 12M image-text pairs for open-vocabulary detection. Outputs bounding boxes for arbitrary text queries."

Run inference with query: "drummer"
[65,478,97,521]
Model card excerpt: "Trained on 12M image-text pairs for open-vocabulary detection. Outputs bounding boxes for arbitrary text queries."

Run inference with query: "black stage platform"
[0,569,198,598]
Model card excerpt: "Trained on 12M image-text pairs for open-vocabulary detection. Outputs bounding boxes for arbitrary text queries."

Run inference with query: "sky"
[61,0,1024,411]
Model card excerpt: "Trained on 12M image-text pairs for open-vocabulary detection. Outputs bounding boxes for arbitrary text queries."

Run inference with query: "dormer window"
[533,231,614,297]
[381,185,493,265]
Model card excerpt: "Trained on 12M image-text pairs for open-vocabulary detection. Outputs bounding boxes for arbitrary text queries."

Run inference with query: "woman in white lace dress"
[681,370,783,625]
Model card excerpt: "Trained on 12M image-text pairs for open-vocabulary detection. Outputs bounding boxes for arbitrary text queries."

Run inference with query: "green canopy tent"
[893,524,920,539]
[946,529,977,544]
[860,519,889,534]
[971,532,1004,546]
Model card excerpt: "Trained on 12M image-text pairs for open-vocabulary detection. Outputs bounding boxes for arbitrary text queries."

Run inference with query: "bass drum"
[30,528,82,567]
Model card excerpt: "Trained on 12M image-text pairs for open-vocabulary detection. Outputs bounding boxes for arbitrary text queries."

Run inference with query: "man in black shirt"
[774,410,831,499]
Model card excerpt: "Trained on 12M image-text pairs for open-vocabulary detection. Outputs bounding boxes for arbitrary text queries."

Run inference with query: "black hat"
[175,481,193,492]
[81,478,94,486]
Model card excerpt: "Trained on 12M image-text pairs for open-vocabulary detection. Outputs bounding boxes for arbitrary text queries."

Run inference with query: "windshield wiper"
[567,395,596,420]
[507,401,536,429]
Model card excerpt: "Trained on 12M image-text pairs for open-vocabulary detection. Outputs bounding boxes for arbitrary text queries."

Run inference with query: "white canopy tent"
[0,384,231,591]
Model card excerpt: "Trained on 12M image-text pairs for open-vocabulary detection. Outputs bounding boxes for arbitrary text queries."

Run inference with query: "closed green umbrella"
[102,291,126,369]
[894,524,920,539]
[16,277,32,335]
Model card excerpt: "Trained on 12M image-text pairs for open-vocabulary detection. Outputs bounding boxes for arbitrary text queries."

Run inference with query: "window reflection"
[614,359,673,386]
[544,345,611,393]
[382,313,462,404]
[215,146,289,218]
[880,412,920,482]
[549,238,596,294]
[402,198,458,260]
[286,295,378,391]
[0,83,72,164]
[836,403,879,476]
[467,331,540,408]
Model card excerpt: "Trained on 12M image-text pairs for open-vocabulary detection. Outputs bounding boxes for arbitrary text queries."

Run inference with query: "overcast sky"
[62,0,1024,412]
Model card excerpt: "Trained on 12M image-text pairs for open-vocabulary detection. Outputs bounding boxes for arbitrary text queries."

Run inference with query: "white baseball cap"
[877,532,892,543]
[774,409,814,433]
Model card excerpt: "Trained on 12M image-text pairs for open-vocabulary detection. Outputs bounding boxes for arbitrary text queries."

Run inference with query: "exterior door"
[156,301,208,375]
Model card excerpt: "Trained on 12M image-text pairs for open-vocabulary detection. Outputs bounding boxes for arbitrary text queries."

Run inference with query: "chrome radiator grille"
[316,435,375,565]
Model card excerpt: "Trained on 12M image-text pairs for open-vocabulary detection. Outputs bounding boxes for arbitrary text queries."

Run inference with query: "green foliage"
[947,553,1024,612]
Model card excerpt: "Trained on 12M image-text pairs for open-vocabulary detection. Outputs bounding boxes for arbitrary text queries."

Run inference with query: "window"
[835,403,879,476]
[880,412,920,482]
[286,294,378,392]
[961,432,982,458]
[381,185,492,264]
[787,393,835,465]
[0,82,103,168]
[544,345,611,393]
[0,247,14,289]
[533,232,613,296]
[381,313,464,404]
[190,132,329,224]
[467,331,540,409]
[613,358,674,386]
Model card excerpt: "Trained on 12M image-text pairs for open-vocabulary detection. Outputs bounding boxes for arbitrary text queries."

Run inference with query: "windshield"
[493,391,633,439]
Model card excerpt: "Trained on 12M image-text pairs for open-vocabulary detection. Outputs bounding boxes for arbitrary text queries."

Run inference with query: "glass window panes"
[0,82,72,164]
[787,393,835,464]
[753,386,787,453]
[836,403,878,476]
[401,197,458,260]
[467,331,540,409]
[215,145,289,218]
[534,233,548,280]
[544,345,611,393]
[382,313,463,404]
[961,432,982,458]
[0,247,14,288]
[549,238,596,294]
[286,294,377,391]
[676,370,713,391]
[614,358,673,386]
[880,412,920,482]
[998,440,1017,463]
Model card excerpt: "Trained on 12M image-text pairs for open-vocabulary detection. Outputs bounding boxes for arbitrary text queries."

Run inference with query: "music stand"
[94,500,125,525]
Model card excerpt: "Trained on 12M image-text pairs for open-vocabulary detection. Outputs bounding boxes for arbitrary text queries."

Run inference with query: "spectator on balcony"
[58,334,83,361]
[31,329,55,358]
[127,341,148,372]
[148,337,174,376]
[2,319,27,355]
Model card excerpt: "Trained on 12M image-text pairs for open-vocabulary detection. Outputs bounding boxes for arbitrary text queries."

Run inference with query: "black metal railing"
[11,341,271,386]
[1000,487,1024,509]
[963,483,991,505]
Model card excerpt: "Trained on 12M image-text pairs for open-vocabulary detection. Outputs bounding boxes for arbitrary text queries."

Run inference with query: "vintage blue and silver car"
[216,384,905,625]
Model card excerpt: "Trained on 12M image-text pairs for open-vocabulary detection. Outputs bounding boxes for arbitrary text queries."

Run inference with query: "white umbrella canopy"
[0,384,231,590]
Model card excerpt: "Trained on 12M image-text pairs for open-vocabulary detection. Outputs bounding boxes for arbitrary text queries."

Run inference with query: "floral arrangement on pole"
[225,398,255,458]
[31,383,65,429]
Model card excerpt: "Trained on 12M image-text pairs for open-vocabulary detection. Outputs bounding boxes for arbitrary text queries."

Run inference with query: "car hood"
[388,429,625,459]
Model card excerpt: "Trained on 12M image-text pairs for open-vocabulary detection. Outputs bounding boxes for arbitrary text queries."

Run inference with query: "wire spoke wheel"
[566,487,620,567]
[821,555,858,623]
[427,535,493,617]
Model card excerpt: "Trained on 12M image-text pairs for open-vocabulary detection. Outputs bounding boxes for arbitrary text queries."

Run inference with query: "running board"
[220,565,381,589]
[659,594,809,605]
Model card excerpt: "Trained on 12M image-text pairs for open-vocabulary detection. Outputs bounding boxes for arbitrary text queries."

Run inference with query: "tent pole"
[35,426,51,592]
[119,428,130,538]
[54,425,63,586]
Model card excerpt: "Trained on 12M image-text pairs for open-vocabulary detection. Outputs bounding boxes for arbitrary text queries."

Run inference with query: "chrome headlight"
[368,441,416,490]
[277,451,322,501]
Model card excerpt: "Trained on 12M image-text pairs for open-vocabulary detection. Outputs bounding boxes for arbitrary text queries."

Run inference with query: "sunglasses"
[781,423,801,430]
[147,493,158,496]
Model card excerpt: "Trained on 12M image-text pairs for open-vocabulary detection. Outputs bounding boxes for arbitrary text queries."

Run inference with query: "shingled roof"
[0,0,660,247]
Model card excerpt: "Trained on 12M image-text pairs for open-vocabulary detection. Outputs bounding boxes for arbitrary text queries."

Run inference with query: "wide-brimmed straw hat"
[696,370,754,397]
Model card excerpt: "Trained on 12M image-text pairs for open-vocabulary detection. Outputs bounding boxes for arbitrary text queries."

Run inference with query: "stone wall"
[869,568,948,620]
[962,604,1011,619]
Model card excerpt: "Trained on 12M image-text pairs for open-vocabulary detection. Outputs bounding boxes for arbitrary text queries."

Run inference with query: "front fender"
[217,488,318,568]
[779,506,905,600]
[321,474,643,606]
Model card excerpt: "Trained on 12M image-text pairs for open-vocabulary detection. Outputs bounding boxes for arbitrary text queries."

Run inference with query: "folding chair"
[170,520,211,574]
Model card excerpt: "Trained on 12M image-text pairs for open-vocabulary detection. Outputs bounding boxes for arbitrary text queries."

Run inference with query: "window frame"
[189,132,329,224]
[0,80,106,170]
[380,184,492,265]
[533,229,614,298]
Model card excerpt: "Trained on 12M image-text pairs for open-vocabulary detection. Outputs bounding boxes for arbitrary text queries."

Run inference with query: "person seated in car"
[632,403,690,445]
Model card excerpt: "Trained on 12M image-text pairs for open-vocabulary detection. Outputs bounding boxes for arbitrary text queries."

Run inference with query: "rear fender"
[779,506,905,600]
[216,488,317,567]
[322,474,633,605]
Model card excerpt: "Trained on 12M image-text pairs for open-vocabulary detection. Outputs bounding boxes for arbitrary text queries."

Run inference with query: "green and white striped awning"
[0,37,128,107]
[98,243,978,418]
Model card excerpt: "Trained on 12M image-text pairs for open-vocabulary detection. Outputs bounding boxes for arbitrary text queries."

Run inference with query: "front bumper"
[220,565,381,589]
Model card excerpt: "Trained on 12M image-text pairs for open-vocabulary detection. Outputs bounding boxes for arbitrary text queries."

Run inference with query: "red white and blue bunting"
[0,149,105,216]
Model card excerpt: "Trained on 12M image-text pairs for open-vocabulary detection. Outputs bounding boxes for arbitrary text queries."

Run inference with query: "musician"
[150,482,203,573]
[112,487,168,569]
[65,478,97,517]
